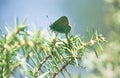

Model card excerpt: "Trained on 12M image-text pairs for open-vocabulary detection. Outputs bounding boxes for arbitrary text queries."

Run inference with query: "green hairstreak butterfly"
[49,16,71,33]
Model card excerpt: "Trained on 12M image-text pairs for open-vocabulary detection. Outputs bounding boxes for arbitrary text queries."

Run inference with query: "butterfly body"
[49,16,71,33]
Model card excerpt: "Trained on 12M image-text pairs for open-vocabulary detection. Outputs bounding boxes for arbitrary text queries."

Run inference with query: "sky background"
[0,0,107,35]
[0,0,107,77]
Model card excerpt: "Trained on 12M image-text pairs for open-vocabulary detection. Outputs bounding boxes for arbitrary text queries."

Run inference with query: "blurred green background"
[0,0,120,78]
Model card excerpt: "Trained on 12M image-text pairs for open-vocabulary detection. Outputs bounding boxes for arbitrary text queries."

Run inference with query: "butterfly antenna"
[46,15,52,25]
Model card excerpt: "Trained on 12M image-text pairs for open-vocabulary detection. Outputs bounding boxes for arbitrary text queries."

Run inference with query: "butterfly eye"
[49,16,71,33]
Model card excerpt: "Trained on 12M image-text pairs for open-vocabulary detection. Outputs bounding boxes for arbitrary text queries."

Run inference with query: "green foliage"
[0,18,105,78]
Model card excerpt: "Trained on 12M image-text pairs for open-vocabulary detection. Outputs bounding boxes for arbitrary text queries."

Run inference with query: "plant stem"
[65,33,71,48]
[52,60,70,78]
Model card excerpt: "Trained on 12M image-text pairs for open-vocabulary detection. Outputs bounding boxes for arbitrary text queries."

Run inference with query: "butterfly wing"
[50,16,71,33]
[54,16,69,25]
